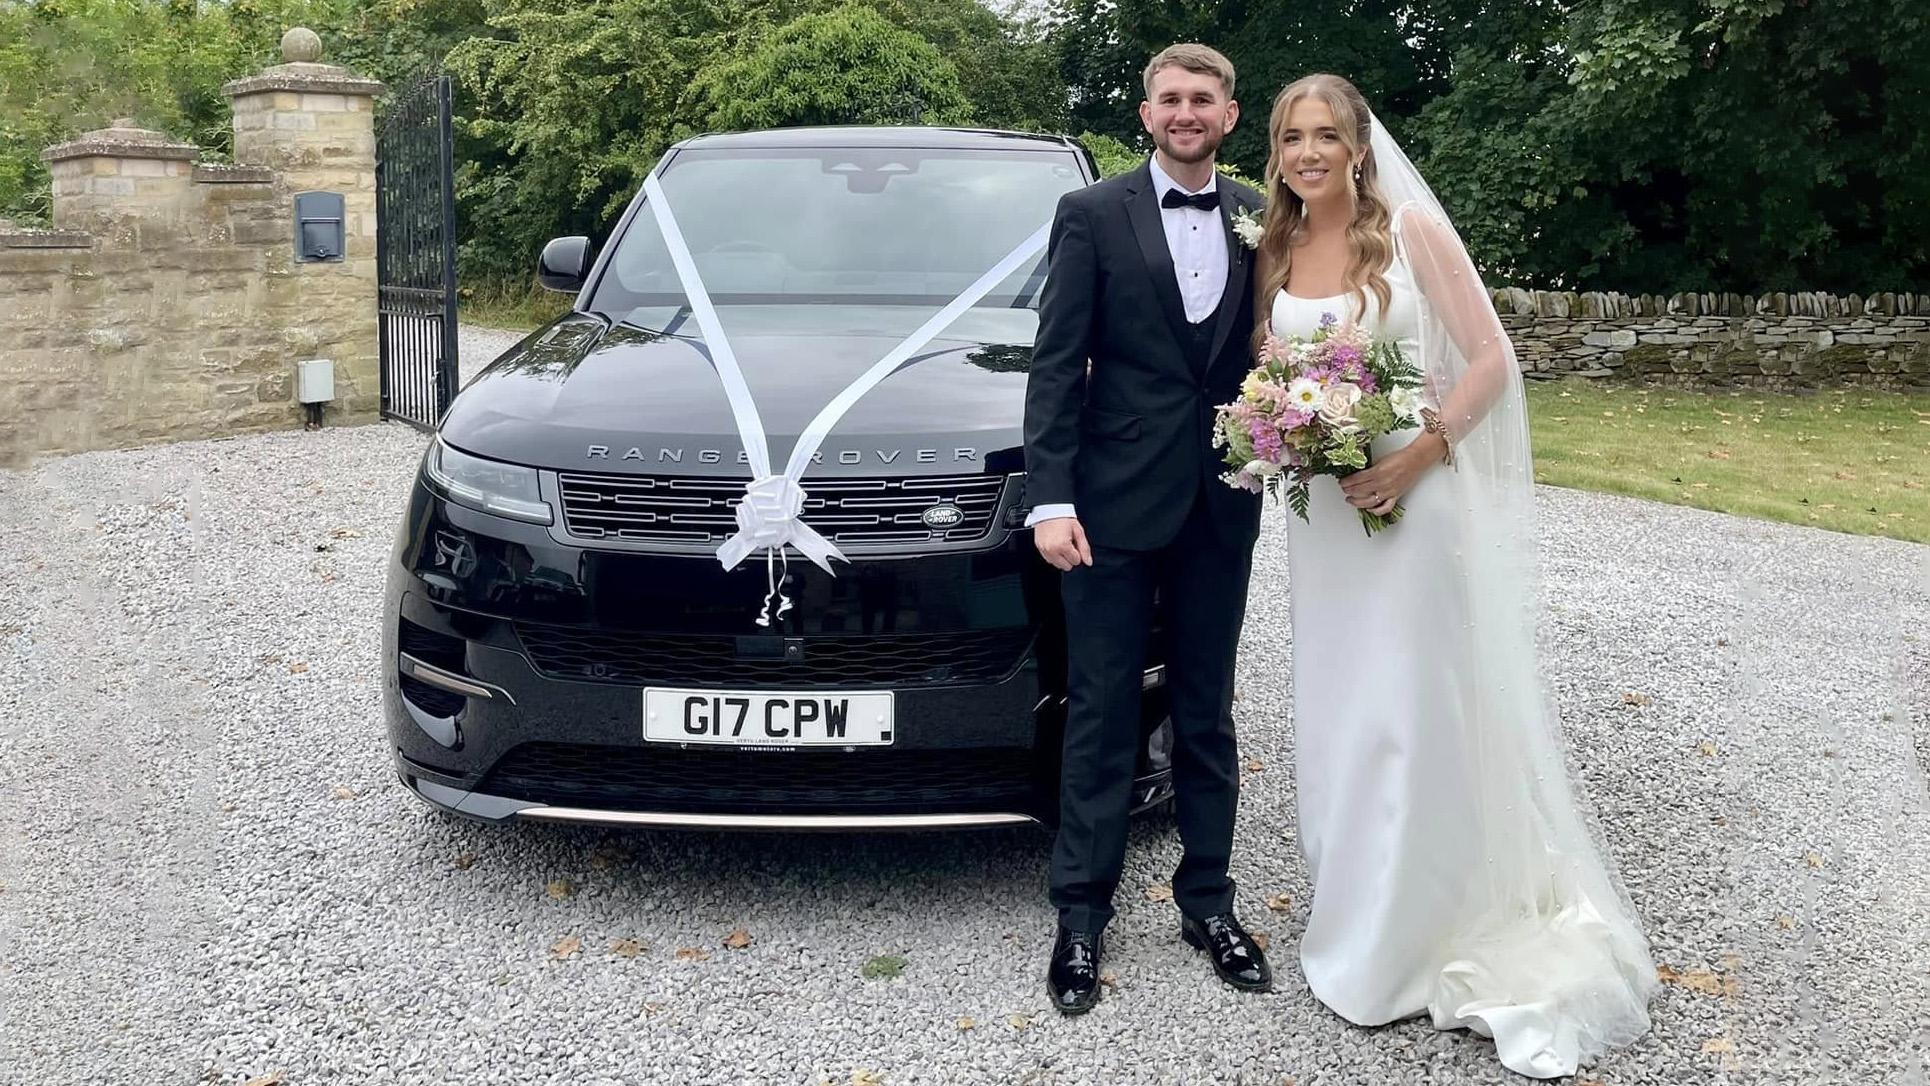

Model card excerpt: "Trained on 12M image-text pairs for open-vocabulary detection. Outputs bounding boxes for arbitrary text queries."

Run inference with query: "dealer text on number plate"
[643,688,894,746]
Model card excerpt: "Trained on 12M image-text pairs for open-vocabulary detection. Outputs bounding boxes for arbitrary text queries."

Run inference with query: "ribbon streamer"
[641,170,1051,623]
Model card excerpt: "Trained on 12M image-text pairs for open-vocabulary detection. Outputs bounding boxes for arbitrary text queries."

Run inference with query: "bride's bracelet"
[1420,408,1456,468]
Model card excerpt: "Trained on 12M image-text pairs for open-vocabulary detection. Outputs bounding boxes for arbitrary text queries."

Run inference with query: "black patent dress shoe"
[1180,911,1272,992]
[1046,925,1104,1015]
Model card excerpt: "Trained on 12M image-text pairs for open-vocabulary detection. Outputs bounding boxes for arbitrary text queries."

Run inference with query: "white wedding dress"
[1271,208,1658,1078]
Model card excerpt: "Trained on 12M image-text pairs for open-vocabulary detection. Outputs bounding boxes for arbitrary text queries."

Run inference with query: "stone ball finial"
[281,27,323,64]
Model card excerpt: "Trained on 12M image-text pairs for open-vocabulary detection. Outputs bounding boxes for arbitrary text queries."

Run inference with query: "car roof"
[671,126,1083,152]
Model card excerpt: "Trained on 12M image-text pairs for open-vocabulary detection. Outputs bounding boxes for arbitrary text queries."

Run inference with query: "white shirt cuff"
[1024,503,1077,528]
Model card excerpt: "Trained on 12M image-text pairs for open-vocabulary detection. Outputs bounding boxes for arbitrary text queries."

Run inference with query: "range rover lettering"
[382,127,1177,829]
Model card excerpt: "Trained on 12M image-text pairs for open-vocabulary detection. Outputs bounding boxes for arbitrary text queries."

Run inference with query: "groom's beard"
[1154,127,1225,166]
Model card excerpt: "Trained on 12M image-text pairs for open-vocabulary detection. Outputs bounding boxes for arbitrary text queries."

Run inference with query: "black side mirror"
[538,236,594,292]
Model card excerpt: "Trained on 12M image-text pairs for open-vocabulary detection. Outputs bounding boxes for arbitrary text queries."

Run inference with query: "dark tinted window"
[589,145,1085,313]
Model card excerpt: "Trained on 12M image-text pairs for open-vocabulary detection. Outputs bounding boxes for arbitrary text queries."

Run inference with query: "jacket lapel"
[1123,163,1190,350]
[1204,186,1252,372]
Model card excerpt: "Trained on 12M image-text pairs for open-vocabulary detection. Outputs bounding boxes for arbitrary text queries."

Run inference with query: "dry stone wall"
[0,30,384,468]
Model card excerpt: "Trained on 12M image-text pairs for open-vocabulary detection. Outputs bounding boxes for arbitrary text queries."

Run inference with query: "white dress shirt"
[1027,156,1227,528]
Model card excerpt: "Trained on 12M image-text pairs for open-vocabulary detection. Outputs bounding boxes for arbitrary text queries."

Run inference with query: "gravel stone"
[0,327,1925,1085]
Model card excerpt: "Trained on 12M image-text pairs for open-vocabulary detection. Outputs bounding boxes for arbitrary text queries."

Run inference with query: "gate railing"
[375,73,459,430]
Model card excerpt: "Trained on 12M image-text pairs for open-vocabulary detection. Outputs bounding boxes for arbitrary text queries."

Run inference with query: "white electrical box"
[296,358,335,404]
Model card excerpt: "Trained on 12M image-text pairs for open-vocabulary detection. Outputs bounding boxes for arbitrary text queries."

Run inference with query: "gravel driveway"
[1,327,1926,1086]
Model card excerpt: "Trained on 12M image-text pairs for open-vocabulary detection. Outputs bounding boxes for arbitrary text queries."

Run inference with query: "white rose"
[1231,211,1265,249]
[1244,458,1283,478]
[1389,386,1425,424]
[1316,382,1362,426]
[1287,378,1323,411]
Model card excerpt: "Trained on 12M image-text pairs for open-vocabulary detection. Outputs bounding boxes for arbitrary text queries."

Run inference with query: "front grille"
[480,741,1038,814]
[556,471,1008,547]
[515,625,1034,688]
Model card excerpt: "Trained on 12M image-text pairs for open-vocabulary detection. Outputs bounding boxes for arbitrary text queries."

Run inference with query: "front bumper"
[381,483,1175,830]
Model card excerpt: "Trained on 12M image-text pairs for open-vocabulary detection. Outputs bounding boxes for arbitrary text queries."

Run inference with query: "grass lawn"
[1523,380,1930,544]
[461,280,572,332]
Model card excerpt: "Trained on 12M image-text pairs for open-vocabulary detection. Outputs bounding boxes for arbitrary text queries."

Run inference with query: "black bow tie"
[1161,188,1219,212]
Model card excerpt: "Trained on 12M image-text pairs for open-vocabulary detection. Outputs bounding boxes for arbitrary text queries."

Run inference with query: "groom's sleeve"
[1023,192,1097,513]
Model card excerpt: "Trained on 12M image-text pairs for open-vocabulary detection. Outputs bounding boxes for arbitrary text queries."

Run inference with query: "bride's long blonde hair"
[1256,74,1395,331]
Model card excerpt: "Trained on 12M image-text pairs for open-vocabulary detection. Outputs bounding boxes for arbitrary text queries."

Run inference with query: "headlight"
[423,436,553,524]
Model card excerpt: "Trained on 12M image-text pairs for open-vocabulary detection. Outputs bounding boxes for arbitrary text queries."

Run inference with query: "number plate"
[643,688,895,747]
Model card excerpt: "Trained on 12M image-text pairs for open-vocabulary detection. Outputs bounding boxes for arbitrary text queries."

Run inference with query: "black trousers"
[1047,485,1254,933]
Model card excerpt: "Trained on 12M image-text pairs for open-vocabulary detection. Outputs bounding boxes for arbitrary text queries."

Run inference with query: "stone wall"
[0,29,384,468]
[1494,289,1930,388]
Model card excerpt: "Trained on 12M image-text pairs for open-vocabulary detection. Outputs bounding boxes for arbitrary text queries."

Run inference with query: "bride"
[1254,73,1660,1077]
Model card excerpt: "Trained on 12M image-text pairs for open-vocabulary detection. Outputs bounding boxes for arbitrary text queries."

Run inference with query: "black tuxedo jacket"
[1023,161,1265,551]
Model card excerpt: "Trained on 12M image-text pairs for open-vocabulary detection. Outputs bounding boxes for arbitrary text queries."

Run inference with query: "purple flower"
[1247,416,1283,459]
[1279,407,1315,431]
[1318,312,1338,331]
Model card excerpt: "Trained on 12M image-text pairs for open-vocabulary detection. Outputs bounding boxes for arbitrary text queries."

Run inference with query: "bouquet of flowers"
[1213,313,1428,536]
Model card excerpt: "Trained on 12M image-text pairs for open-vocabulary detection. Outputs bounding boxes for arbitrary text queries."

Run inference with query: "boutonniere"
[1231,205,1265,250]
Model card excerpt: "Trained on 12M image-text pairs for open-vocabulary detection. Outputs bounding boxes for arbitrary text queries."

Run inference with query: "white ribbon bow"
[641,170,1051,625]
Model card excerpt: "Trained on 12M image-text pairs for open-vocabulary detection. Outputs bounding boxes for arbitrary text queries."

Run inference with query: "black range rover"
[383,126,1175,830]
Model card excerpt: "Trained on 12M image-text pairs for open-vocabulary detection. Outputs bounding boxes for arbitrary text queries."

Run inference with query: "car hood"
[439,305,1037,478]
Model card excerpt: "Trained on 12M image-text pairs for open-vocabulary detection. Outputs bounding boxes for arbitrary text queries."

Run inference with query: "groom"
[1023,43,1269,1014]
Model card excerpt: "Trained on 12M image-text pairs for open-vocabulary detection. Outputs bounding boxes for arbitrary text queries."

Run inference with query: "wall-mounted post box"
[293,191,345,262]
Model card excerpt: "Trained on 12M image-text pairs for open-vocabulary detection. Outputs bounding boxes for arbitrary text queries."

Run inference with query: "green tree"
[1412,0,1930,291]
[0,0,347,223]
[691,4,970,130]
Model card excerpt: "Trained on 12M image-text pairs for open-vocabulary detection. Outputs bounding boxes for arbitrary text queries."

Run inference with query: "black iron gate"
[375,73,459,430]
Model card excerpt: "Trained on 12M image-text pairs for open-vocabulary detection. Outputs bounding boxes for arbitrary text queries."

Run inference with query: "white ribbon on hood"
[640,171,1051,624]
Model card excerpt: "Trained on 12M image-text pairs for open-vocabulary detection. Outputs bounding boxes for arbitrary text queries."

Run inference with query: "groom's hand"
[1034,517,1093,571]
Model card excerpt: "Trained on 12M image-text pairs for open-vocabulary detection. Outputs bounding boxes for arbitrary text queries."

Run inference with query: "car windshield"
[587,143,1087,315]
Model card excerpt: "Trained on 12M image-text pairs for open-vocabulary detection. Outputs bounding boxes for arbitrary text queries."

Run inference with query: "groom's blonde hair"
[1143,44,1236,99]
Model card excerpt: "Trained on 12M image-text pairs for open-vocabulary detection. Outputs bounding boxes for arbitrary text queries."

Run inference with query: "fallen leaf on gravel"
[588,845,632,870]
[1698,741,1718,757]
[1702,1037,1738,1054]
[1805,853,1824,868]
[1251,931,1271,952]
[610,938,644,958]
[545,879,576,899]
[644,1002,665,1014]
[1716,638,1728,647]
[724,928,753,950]
[331,785,356,800]
[862,955,907,979]
[1007,1013,1030,1031]
[219,802,238,813]
[329,527,362,539]
[1713,816,1728,826]
[1099,972,1118,989]
[1144,883,1174,902]
[1658,965,1726,995]
[956,1016,976,1030]
[676,947,711,962]
[289,663,309,674]
[1241,756,1266,773]
[852,1071,884,1086]
[242,1075,285,1086]
[1621,692,1653,707]
[550,935,582,959]
[1777,915,1795,930]
[1266,893,1292,912]
[453,853,476,870]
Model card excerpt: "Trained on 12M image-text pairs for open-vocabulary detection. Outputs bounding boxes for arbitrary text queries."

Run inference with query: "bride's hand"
[1339,432,1449,516]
